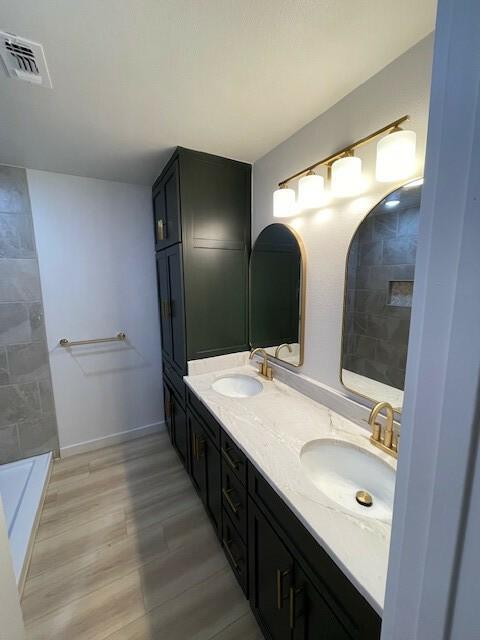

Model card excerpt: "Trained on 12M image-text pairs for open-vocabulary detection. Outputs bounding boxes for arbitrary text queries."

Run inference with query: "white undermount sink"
[212,375,263,398]
[300,439,395,521]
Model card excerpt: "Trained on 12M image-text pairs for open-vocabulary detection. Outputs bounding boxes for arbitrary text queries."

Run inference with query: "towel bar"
[59,332,126,347]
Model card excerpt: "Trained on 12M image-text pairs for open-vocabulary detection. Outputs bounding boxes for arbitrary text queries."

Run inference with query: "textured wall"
[0,165,59,464]
[252,35,433,399]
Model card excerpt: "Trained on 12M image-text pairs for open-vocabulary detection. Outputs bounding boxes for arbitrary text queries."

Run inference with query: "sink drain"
[356,490,373,507]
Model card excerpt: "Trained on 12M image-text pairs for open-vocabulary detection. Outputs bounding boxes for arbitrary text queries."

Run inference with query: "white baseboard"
[60,421,166,458]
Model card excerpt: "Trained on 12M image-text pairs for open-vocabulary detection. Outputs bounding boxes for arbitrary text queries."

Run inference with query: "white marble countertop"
[185,360,396,616]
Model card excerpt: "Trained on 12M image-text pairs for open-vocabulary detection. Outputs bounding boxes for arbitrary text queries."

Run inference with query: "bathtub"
[0,452,52,588]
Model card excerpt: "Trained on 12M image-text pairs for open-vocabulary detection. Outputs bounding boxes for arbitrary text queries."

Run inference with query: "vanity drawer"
[221,431,247,487]
[187,389,220,446]
[222,510,248,596]
[222,462,248,543]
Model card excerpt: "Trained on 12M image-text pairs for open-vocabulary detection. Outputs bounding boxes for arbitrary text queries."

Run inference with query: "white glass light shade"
[376,129,416,182]
[273,186,296,217]
[331,156,363,197]
[298,173,325,209]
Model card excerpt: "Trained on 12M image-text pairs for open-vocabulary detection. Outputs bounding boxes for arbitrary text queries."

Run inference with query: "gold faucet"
[249,348,273,380]
[274,343,292,359]
[368,401,398,458]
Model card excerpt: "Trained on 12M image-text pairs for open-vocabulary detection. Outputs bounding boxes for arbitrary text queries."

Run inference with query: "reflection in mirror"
[341,178,423,410]
[250,223,305,367]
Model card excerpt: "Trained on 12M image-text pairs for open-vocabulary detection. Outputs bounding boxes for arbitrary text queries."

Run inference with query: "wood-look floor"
[21,431,263,640]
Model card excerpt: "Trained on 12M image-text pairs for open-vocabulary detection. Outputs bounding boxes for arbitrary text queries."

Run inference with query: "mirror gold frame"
[339,177,423,411]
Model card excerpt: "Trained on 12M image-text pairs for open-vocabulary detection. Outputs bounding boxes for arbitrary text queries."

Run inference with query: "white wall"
[0,496,25,640]
[252,35,433,398]
[27,170,163,453]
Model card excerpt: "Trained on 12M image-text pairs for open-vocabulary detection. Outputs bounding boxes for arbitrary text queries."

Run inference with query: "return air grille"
[0,31,52,87]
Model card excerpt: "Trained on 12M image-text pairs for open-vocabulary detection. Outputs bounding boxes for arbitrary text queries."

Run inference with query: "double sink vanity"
[164,351,397,640]
[156,150,422,639]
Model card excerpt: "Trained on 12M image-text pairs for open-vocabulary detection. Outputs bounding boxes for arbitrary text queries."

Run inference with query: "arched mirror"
[341,178,423,410]
[250,223,306,366]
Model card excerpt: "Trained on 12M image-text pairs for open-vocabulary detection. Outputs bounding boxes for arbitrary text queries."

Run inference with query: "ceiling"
[0,1,436,185]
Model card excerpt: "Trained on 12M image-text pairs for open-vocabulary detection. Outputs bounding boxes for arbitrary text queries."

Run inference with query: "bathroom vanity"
[156,175,418,639]
[163,354,394,640]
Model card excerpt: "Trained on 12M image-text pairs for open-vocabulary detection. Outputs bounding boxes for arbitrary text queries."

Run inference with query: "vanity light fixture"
[331,153,363,198]
[275,115,412,210]
[273,184,296,218]
[298,170,326,209]
[376,127,416,182]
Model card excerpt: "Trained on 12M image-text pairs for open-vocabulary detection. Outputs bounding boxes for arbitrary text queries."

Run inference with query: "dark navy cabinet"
[176,391,382,640]
[154,147,251,407]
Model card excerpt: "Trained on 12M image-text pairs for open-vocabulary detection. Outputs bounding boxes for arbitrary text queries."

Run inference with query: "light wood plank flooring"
[21,431,262,640]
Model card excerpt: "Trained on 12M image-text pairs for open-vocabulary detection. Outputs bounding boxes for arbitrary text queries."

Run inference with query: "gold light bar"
[278,115,409,187]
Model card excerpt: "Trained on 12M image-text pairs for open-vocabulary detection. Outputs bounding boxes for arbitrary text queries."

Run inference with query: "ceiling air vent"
[0,31,52,88]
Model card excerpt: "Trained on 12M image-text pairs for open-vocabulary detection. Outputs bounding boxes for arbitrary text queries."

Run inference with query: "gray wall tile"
[0,302,31,345]
[7,342,50,383]
[0,382,41,427]
[0,213,36,258]
[0,259,42,302]
[383,236,418,265]
[0,347,9,384]
[0,164,59,462]
[29,302,47,341]
[0,425,20,464]
[38,378,56,415]
[0,166,31,213]
[17,415,58,458]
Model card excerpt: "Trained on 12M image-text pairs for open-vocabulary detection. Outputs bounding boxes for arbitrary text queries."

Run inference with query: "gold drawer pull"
[289,586,303,629]
[223,538,239,571]
[222,487,240,514]
[276,568,290,610]
[221,446,239,471]
[157,219,164,241]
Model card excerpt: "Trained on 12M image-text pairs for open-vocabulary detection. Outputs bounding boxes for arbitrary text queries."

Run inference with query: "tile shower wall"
[0,166,59,464]
[343,196,420,390]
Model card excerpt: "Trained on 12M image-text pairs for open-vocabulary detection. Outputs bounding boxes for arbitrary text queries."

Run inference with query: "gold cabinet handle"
[276,569,290,610]
[221,446,239,471]
[192,432,197,460]
[222,487,240,514]
[289,587,303,630]
[196,436,205,459]
[157,219,164,241]
[223,538,239,571]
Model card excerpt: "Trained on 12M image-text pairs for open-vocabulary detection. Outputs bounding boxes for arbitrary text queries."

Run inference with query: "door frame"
[382,1,480,638]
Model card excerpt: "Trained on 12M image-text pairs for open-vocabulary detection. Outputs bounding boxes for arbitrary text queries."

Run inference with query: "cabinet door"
[163,382,173,443]
[172,398,188,468]
[188,410,221,534]
[153,160,181,250]
[167,245,187,374]
[249,500,293,640]
[156,252,173,362]
[291,566,351,640]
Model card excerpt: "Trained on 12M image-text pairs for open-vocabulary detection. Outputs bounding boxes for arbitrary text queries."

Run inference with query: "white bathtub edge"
[17,453,53,595]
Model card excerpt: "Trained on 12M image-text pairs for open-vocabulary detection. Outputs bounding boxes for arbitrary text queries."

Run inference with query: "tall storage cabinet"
[154,147,251,461]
